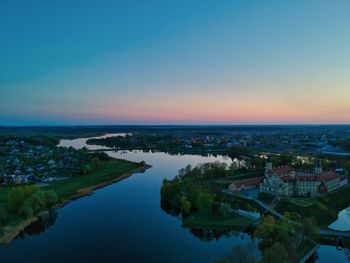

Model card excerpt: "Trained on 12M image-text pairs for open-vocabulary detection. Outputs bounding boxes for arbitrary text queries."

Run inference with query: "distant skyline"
[1,0,350,126]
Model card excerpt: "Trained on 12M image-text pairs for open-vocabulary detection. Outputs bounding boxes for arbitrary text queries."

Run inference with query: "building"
[260,158,348,197]
[228,177,262,192]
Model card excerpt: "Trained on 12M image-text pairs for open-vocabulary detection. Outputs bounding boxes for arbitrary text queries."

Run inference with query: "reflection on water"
[315,245,350,262]
[329,207,350,231]
[17,211,57,239]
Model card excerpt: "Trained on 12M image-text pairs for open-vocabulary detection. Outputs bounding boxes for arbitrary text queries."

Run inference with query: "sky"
[1,0,350,125]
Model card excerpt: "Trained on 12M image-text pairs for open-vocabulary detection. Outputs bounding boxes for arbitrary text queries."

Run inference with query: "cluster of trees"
[161,178,218,217]
[161,162,260,217]
[0,185,58,227]
[253,213,317,263]
[80,151,112,175]
[176,162,238,183]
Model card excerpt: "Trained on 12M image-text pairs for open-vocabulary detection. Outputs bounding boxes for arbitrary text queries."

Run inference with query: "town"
[0,137,99,185]
[85,125,350,158]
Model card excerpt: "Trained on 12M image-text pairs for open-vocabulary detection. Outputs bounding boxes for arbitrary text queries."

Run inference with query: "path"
[253,198,289,221]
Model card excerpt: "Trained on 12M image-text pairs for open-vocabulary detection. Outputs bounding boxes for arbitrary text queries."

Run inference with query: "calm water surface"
[329,207,350,231]
[0,134,253,263]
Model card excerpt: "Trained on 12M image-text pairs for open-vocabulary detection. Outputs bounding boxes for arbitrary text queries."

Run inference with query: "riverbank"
[0,159,151,245]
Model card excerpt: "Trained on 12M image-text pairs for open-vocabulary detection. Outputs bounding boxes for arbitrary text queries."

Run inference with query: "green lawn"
[0,187,12,204]
[43,159,142,202]
[182,212,256,230]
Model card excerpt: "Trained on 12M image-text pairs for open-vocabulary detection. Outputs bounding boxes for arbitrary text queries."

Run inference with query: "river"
[0,134,253,263]
[0,134,349,262]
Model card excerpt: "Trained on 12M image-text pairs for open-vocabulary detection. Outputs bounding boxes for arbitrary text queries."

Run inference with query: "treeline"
[86,133,180,149]
[0,185,58,228]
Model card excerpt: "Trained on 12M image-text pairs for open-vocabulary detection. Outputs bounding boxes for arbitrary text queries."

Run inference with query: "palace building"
[260,157,348,197]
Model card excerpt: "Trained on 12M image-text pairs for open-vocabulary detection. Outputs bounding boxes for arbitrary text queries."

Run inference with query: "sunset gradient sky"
[1,0,350,125]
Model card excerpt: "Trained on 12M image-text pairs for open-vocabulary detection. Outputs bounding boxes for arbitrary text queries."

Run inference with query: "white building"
[260,158,348,197]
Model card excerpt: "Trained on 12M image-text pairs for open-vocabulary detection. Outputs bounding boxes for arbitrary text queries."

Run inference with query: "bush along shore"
[0,158,151,245]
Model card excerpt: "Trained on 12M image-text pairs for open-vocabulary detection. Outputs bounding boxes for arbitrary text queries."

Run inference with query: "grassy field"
[276,185,350,227]
[182,212,256,230]
[44,159,142,202]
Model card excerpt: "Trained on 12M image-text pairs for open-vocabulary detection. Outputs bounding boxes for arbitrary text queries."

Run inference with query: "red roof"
[269,166,294,175]
[231,177,262,187]
[319,171,340,182]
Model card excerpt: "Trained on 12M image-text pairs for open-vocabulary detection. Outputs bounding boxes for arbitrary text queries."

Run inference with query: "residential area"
[0,138,92,185]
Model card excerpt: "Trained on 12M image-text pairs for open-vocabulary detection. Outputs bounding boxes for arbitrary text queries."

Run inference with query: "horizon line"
[1,123,350,128]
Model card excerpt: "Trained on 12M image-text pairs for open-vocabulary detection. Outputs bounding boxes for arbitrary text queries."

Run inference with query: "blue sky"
[1,0,350,125]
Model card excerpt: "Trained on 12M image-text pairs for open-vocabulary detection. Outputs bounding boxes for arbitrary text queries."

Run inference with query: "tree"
[263,242,289,263]
[29,191,46,213]
[0,205,8,226]
[161,179,181,204]
[301,217,317,239]
[91,157,101,170]
[253,215,277,249]
[181,196,191,215]
[197,192,215,214]
[8,185,39,213]
[19,203,34,219]
[219,202,232,218]
[44,190,58,208]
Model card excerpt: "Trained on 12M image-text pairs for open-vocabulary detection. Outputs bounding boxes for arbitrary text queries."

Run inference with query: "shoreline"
[0,164,151,245]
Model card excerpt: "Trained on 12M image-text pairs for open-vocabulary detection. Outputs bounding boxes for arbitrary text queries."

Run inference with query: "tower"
[314,160,322,175]
[265,156,272,174]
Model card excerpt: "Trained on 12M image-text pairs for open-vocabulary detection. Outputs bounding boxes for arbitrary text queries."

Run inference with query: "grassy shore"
[44,159,146,202]
[0,159,150,244]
